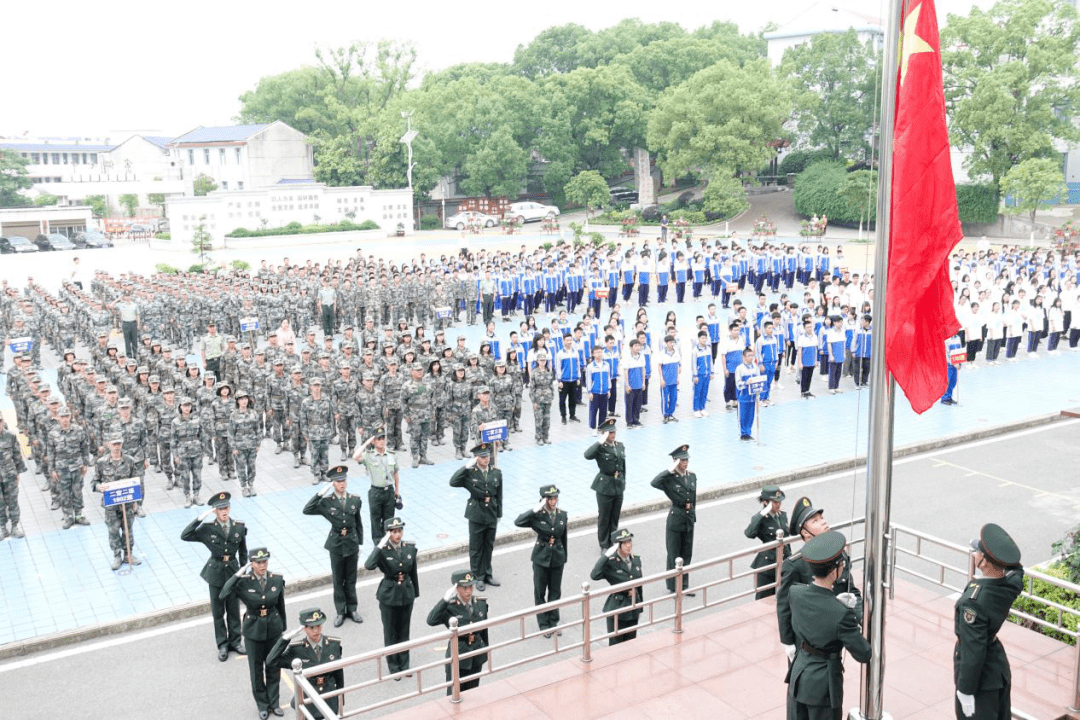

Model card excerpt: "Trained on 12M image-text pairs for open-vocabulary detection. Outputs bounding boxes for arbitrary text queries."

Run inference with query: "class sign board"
[8,337,33,354]
[949,351,967,365]
[480,419,508,443]
[99,478,143,507]
[240,317,260,333]
[435,307,452,320]
[746,375,768,396]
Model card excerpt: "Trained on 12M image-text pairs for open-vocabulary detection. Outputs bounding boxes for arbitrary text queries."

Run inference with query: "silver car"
[445,211,498,230]
[509,201,560,223]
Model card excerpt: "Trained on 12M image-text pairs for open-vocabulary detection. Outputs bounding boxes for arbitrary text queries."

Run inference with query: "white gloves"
[604,431,615,444]
[536,498,547,513]
[836,592,858,609]
[377,532,390,549]
[670,459,681,474]
[283,625,305,640]
[604,544,618,558]
[783,644,796,662]
[235,562,252,578]
[466,456,478,469]
[956,691,975,717]
[759,503,771,517]
[320,483,335,497]
[199,508,215,522]
[443,586,459,602]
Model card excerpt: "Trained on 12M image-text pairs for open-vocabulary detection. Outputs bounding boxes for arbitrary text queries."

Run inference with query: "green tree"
[193,175,218,196]
[118,193,139,217]
[647,59,792,180]
[836,169,879,226]
[942,0,1080,189]
[563,170,611,218]
[701,172,748,220]
[0,150,32,208]
[780,29,877,161]
[191,217,212,264]
[33,193,59,206]
[84,194,108,218]
[1000,157,1066,223]
[460,127,529,199]
[147,193,166,213]
[513,23,594,78]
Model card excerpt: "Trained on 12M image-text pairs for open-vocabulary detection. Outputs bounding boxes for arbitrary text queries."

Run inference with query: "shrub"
[419,214,441,230]
[702,175,749,221]
[154,232,171,240]
[188,263,206,273]
[793,161,858,223]
[1011,564,1079,644]
[956,184,1000,224]
[231,260,251,272]
[357,219,379,230]
[671,209,707,224]
[155,263,179,274]
[779,148,837,176]
[225,219,381,238]
[641,206,660,222]
[284,221,302,232]
[589,232,606,247]
[675,191,695,209]
[541,242,553,250]
[230,228,250,238]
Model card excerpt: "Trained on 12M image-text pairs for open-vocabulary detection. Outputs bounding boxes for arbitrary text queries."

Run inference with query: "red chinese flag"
[886,0,963,414]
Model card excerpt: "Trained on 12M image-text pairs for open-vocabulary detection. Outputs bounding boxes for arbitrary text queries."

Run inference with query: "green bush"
[154,232,171,240]
[225,219,380,238]
[589,232,606,247]
[357,219,379,230]
[671,209,707,224]
[284,221,302,232]
[702,175,749,221]
[419,214,441,230]
[188,263,206,273]
[1011,564,1079,644]
[779,148,837,176]
[956,184,1000,224]
[793,161,861,224]
[155,263,179,274]
[231,260,251,272]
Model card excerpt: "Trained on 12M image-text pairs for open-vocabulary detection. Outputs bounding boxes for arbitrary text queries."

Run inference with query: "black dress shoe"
[475,580,486,592]
[350,610,364,624]
[485,576,501,587]
[218,646,229,662]
[231,641,246,655]
[271,708,284,717]
[258,711,269,720]
[333,614,346,627]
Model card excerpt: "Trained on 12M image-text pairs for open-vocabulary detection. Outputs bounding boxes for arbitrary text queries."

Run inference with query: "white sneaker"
[775,383,784,390]
[700,410,709,417]
[1029,353,1039,360]
[692,411,701,418]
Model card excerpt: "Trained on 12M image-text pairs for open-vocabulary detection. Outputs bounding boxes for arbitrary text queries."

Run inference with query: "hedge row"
[227,219,378,238]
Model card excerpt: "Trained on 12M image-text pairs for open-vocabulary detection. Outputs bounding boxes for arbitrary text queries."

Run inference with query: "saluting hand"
[443,586,458,602]
[759,502,771,517]
[535,498,547,513]
[320,482,335,497]
[377,531,391,549]
[604,544,618,558]
[235,561,252,578]
[465,456,478,470]
[198,507,215,522]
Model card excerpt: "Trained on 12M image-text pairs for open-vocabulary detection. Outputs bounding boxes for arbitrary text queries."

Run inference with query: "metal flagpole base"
[848,709,893,720]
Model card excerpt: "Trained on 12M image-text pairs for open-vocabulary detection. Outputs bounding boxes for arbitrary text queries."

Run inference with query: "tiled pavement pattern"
[2,279,1078,649]
[378,580,1079,720]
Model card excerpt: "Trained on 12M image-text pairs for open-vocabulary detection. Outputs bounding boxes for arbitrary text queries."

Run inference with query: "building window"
[82,153,89,164]
[52,153,60,164]
[222,181,229,190]
[42,154,49,165]
[62,153,68,164]
[235,147,242,164]
[238,181,244,190]
[188,150,195,165]
[219,148,226,163]
[31,153,40,163]
[72,154,80,165]
[89,153,97,164]
[203,149,210,164]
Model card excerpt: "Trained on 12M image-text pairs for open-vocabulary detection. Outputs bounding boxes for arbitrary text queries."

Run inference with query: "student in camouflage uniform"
[0,415,27,539]
[380,358,404,451]
[300,377,335,484]
[400,362,435,468]
[115,398,149,518]
[464,270,479,325]
[285,367,309,468]
[448,364,472,459]
[143,376,164,471]
[529,352,555,444]
[93,434,143,571]
[48,405,91,527]
[158,386,180,487]
[267,360,289,453]
[489,361,514,451]
[212,383,237,481]
[197,373,217,464]
[428,359,448,446]
[355,371,383,440]
[332,363,359,462]
[229,390,261,497]
[470,387,501,449]
[172,397,205,508]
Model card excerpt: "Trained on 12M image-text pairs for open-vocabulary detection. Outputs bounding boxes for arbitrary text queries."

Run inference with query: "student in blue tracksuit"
[735,349,764,441]
[499,273,514,322]
[656,253,670,304]
[636,252,652,308]
[942,335,963,405]
[635,330,652,413]
[691,331,713,417]
[554,334,581,424]
[691,255,707,299]
[818,315,832,376]
[721,322,744,410]
[585,346,611,431]
[621,253,635,303]
[603,336,621,417]
[674,254,688,303]
[796,319,818,399]
[658,335,681,423]
[826,316,846,393]
[754,320,782,406]
[852,315,872,388]
[705,304,723,361]
[622,339,646,427]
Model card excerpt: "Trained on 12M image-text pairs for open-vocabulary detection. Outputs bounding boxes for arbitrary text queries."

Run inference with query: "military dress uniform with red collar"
[590,527,644,645]
[448,443,503,591]
[267,608,343,720]
[363,516,420,675]
[303,464,364,626]
[427,570,490,695]
[513,484,569,635]
[650,444,697,594]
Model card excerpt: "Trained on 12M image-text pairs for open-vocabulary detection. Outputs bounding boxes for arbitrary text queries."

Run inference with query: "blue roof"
[143,136,173,149]
[170,124,270,145]
[275,178,317,185]
[0,143,113,153]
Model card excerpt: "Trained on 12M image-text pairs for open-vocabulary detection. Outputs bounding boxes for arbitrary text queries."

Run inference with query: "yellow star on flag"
[900,3,935,86]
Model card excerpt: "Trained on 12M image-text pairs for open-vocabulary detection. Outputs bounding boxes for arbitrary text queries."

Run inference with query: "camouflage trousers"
[288,421,305,459]
[269,406,286,446]
[450,412,469,452]
[103,502,135,557]
[158,438,175,480]
[432,407,448,441]
[407,420,430,461]
[175,454,202,495]
[308,437,330,482]
[534,402,552,442]
[215,434,234,476]
[337,414,356,454]
[0,474,21,526]
[56,467,85,517]
[385,409,403,450]
[234,447,257,488]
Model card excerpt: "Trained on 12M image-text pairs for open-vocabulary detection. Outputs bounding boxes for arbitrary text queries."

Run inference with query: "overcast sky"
[5,0,990,141]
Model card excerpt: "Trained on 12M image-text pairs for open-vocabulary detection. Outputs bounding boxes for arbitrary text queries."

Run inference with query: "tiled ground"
[380,580,1080,720]
[2,275,1078,649]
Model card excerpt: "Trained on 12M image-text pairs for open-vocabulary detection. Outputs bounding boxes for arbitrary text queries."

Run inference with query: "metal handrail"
[288,517,866,717]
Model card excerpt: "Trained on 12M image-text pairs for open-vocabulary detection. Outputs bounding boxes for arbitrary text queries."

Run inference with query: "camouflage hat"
[290,366,304,374]
[409,362,423,372]
[309,377,323,386]
[204,372,216,381]
[105,433,124,445]
[362,372,376,382]
[148,374,161,383]
[453,363,465,372]
[179,396,195,406]
[162,385,176,394]
[57,406,72,417]
[118,398,134,409]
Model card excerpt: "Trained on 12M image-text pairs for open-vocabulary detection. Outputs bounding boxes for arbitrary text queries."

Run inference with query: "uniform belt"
[800,641,839,660]
[219,554,232,563]
[338,527,350,536]
[371,484,392,491]
[257,607,278,618]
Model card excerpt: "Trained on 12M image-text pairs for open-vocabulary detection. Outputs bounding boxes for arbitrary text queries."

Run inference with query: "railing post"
[773,529,785,596]
[673,557,684,634]
[581,581,592,663]
[449,617,462,704]
[1071,638,1080,713]
[291,658,306,720]
[887,529,898,601]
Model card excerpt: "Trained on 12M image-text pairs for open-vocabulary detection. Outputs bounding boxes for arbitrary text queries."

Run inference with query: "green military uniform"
[426,570,490,695]
[786,531,871,720]
[180,490,248,658]
[954,523,1025,720]
[219,548,286,719]
[514,484,568,634]
[449,443,503,590]
[590,528,644,645]
[583,417,626,550]
[355,426,399,545]
[302,465,363,625]
[267,608,343,720]
[650,444,697,593]
[363,517,419,674]
[745,484,791,599]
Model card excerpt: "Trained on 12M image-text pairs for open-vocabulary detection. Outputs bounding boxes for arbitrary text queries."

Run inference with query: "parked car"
[34,233,77,251]
[0,236,39,254]
[445,211,499,230]
[73,230,113,249]
[129,223,156,234]
[508,201,560,223]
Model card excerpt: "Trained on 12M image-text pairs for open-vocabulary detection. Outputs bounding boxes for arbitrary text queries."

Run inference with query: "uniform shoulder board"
[474,595,488,603]
[288,639,305,647]
[970,582,982,601]
[403,540,416,546]
[234,520,246,527]
[324,635,342,643]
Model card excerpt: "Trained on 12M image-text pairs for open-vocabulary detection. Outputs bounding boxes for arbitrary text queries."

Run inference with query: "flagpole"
[851,0,906,718]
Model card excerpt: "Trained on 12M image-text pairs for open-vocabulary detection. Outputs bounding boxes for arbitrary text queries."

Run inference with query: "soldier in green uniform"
[352,427,400,546]
[954,523,1024,720]
[171,397,205,508]
[300,377,335,484]
[745,484,790,599]
[778,497,861,661]
[267,608,344,720]
[590,527,644,645]
[364,517,419,675]
[400,362,435,468]
[449,443,503,592]
[785,531,871,720]
[0,415,27,539]
[426,570,490,695]
[651,444,697,595]
[92,434,142,570]
[303,465,364,627]
[229,389,261,497]
[220,547,287,720]
[514,484,568,636]
[48,406,91,528]
[180,490,249,661]
[528,351,554,444]
[583,418,626,550]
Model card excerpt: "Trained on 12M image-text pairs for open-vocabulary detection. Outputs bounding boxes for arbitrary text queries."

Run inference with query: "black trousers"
[665,525,694,592]
[596,492,623,549]
[558,380,578,419]
[246,637,281,712]
[532,563,564,630]
[321,306,335,336]
[380,602,414,672]
[469,521,496,580]
[329,550,358,614]
[481,294,494,325]
[205,356,221,377]
[607,612,638,645]
[368,485,396,544]
[209,582,242,649]
[121,320,138,358]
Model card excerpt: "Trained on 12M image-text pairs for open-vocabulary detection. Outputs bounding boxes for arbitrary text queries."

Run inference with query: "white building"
[167,122,314,194]
[763,3,884,67]
[165,182,412,246]
[0,204,93,240]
